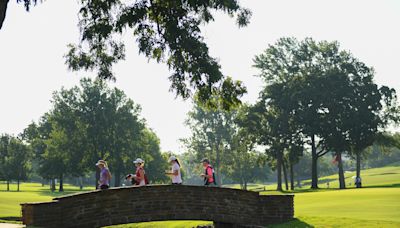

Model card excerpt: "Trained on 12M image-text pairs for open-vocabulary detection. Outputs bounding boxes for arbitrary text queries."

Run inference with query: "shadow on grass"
[369,172,399,176]
[36,189,91,198]
[361,183,400,188]
[0,217,22,224]
[267,218,313,228]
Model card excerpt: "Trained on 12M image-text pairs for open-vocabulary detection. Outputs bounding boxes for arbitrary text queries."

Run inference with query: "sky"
[0,0,399,153]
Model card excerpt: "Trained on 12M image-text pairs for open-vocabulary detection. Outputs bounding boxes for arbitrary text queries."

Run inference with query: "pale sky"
[0,0,399,153]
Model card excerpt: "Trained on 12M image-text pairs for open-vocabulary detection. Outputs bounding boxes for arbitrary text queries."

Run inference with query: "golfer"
[96,160,112,190]
[126,158,147,187]
[200,158,216,186]
[165,156,182,185]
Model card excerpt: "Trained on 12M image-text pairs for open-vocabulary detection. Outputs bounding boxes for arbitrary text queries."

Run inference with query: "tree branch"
[0,0,9,30]
[317,150,329,158]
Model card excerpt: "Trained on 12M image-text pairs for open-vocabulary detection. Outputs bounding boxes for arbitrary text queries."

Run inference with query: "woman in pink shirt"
[200,158,216,186]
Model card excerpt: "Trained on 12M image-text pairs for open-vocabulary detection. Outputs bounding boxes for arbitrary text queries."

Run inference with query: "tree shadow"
[36,189,89,198]
[369,172,399,176]
[362,183,400,188]
[267,218,313,228]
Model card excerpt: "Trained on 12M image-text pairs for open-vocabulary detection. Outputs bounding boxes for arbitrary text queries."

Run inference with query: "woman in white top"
[165,156,182,184]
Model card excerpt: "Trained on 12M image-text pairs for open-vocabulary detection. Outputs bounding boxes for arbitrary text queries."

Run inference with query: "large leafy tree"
[1,0,250,108]
[24,78,168,189]
[66,0,250,108]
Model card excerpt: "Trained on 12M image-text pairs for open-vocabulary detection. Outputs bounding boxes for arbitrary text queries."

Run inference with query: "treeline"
[0,78,169,191]
[1,37,400,192]
[183,37,400,190]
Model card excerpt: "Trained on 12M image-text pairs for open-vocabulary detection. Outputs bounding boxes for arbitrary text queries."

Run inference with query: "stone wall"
[21,185,293,228]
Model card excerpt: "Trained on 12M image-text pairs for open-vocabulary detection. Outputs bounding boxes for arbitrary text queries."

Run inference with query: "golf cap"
[95,160,106,166]
[168,156,177,162]
[133,158,145,164]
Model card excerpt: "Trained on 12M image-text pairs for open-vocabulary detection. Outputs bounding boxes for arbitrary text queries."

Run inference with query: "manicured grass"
[0,182,94,218]
[106,221,212,228]
[294,187,400,222]
[270,216,400,228]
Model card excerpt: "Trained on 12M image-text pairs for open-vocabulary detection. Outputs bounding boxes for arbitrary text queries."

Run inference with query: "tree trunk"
[59,174,64,192]
[282,159,289,191]
[311,134,319,189]
[51,179,56,192]
[215,144,222,186]
[6,180,9,191]
[356,150,362,188]
[276,149,283,191]
[17,179,20,191]
[95,167,100,189]
[0,0,9,30]
[337,152,346,189]
[79,177,83,190]
[290,162,295,191]
[114,170,120,187]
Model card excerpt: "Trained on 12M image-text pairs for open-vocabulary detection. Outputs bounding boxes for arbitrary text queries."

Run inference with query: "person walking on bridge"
[165,156,183,185]
[96,160,112,190]
[126,158,148,187]
[200,158,216,186]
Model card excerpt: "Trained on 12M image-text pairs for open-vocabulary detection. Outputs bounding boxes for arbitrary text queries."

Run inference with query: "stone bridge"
[21,185,294,228]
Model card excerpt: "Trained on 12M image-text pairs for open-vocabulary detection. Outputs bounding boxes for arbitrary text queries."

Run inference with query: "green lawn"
[0,182,93,219]
[0,165,399,227]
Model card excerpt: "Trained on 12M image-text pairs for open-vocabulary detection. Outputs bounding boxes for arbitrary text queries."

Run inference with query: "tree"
[138,129,169,184]
[0,134,31,191]
[2,1,250,107]
[21,114,56,190]
[347,85,399,188]
[64,0,250,108]
[183,97,235,185]
[228,133,269,190]
[28,78,168,189]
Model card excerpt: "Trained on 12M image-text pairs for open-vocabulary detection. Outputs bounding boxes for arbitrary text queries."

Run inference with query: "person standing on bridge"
[165,156,182,185]
[200,158,216,186]
[96,160,112,190]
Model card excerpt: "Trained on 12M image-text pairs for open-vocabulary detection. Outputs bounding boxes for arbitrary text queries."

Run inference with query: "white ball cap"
[168,156,177,162]
[133,158,145,164]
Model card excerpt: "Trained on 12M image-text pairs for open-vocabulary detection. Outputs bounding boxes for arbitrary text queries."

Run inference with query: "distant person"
[165,156,183,185]
[355,176,362,188]
[200,158,216,186]
[326,182,330,189]
[96,160,112,190]
[126,158,148,187]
